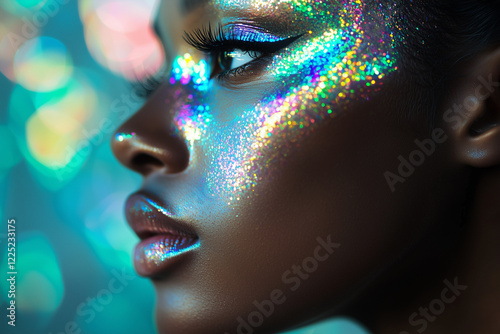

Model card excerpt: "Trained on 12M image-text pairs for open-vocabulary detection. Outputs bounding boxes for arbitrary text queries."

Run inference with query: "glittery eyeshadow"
[168,0,400,206]
[228,24,287,42]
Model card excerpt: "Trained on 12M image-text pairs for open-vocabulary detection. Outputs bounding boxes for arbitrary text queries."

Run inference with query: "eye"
[216,49,262,73]
[184,24,303,83]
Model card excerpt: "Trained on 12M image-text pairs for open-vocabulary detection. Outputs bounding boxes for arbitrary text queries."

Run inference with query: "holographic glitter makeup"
[169,53,209,90]
[169,54,212,160]
[168,0,400,206]
[228,24,287,42]
[136,236,200,266]
[126,194,200,273]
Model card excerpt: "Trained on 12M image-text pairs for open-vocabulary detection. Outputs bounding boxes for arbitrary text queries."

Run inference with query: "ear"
[443,47,500,168]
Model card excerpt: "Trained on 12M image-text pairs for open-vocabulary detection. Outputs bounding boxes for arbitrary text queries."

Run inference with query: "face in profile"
[111,0,500,333]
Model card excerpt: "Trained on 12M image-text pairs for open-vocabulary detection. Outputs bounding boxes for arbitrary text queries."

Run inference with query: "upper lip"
[125,191,198,241]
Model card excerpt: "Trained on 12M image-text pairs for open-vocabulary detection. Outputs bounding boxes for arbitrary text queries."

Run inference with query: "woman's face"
[112,0,465,333]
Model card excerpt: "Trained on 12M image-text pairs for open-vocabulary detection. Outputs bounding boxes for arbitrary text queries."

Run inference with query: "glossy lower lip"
[134,234,200,276]
[125,192,200,277]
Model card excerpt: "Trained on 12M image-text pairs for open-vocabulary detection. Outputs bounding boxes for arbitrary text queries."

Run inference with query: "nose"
[111,88,190,176]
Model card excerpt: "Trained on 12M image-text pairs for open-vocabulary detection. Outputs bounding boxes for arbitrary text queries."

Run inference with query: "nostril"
[112,121,190,175]
[131,153,165,169]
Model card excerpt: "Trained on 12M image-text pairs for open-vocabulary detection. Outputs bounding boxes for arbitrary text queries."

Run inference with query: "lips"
[125,192,199,277]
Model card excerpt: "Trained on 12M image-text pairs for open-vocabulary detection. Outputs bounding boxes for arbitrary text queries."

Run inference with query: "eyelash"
[132,24,301,97]
[184,23,300,81]
[132,75,163,99]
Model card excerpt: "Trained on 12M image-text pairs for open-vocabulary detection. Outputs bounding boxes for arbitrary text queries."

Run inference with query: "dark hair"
[389,0,500,129]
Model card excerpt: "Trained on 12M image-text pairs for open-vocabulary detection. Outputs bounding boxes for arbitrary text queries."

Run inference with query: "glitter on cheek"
[199,0,399,203]
[165,0,400,206]
[175,105,212,143]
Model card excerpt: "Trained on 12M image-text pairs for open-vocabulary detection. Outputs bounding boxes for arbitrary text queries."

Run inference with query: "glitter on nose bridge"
[169,53,210,91]
[169,53,212,158]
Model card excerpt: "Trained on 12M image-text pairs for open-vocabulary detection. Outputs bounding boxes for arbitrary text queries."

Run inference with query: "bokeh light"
[0,125,22,173]
[7,66,115,190]
[0,0,44,16]
[25,74,97,168]
[84,192,139,268]
[0,19,23,80]
[97,1,151,33]
[283,318,371,334]
[1,0,157,333]
[1,0,368,333]
[15,0,47,10]
[14,36,73,92]
[80,0,163,80]
[0,232,64,318]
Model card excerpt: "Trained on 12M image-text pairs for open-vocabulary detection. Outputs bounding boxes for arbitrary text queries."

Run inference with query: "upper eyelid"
[185,37,303,61]
[183,23,296,52]
[224,25,288,43]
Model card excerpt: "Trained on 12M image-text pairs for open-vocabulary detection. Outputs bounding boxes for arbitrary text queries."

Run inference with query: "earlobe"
[445,48,500,168]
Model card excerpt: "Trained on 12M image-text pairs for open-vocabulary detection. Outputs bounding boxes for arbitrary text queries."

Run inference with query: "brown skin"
[357,50,500,334]
[111,0,500,333]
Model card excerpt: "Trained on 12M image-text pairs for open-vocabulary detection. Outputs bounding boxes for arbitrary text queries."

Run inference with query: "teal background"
[0,0,157,333]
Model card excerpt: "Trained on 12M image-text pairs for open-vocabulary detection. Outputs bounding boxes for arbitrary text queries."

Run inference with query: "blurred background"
[0,1,372,333]
[0,0,162,333]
